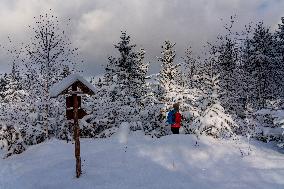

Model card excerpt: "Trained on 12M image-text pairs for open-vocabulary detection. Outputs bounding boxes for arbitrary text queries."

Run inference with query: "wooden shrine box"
[50,73,96,120]
[49,73,96,178]
[50,73,96,98]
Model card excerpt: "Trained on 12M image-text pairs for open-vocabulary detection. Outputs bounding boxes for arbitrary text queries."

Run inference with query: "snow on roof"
[50,73,96,97]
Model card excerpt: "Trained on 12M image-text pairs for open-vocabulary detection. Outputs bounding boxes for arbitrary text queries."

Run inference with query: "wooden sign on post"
[50,74,96,178]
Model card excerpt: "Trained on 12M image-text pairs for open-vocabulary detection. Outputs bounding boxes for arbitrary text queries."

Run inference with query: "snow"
[50,73,96,97]
[254,109,284,137]
[1,134,284,189]
[262,127,283,137]
[117,122,130,144]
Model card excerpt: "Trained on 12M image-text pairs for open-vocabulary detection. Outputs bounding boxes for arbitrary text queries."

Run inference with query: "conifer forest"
[0,4,284,189]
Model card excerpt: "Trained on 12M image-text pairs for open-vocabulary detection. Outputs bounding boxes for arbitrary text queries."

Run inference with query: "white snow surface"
[117,122,130,144]
[50,73,96,97]
[0,134,284,189]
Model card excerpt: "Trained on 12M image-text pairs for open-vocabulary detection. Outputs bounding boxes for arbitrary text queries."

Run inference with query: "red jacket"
[171,112,181,128]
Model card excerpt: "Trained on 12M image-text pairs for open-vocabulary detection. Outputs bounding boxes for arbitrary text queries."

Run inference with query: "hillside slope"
[0,133,284,189]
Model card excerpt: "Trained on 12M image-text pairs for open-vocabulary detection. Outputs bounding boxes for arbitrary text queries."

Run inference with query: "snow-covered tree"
[182,47,200,89]
[103,32,147,104]
[194,76,237,137]
[0,11,81,157]
[0,88,46,157]
[0,122,26,158]
[129,49,149,100]
[206,17,249,117]
[157,41,181,99]
[242,22,277,109]
[91,32,149,135]
[274,17,284,98]
[0,73,8,99]
[1,62,22,103]
[192,47,237,138]
[22,12,79,138]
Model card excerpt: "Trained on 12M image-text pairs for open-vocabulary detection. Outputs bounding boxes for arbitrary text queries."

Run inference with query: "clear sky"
[0,0,283,76]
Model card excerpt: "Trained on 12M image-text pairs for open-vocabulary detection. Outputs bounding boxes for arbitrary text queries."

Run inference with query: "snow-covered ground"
[0,133,284,189]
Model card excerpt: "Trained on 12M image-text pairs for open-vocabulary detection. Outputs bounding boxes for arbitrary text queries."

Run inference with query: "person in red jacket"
[171,103,182,134]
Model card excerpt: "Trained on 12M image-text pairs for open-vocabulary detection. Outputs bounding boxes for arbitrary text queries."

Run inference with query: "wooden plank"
[78,109,87,119]
[66,96,81,108]
[66,109,87,120]
[66,109,74,120]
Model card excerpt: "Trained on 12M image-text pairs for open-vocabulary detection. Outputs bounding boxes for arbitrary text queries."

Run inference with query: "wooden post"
[72,84,81,178]
[44,81,49,139]
[50,74,96,179]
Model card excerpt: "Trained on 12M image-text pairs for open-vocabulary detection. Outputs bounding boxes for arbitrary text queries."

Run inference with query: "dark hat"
[173,103,180,110]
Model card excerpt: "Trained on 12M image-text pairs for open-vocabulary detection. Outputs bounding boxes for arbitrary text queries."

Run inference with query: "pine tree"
[275,17,284,98]
[0,74,8,99]
[114,32,137,94]
[1,62,23,103]
[157,41,180,97]
[129,49,149,101]
[193,57,237,138]
[114,33,149,106]
[242,22,276,109]
[207,17,245,116]
[238,23,257,112]
[91,32,149,135]
[276,17,284,63]
[182,47,198,89]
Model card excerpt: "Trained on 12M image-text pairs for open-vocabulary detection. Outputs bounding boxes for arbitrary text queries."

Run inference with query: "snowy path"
[0,134,284,189]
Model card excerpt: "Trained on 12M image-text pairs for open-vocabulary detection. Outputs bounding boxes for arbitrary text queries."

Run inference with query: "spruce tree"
[182,47,198,89]
[156,40,182,112]
[157,41,180,95]
[92,32,149,135]
[0,74,8,99]
[193,57,237,138]
[206,17,245,116]
[242,22,276,109]
[275,17,284,98]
